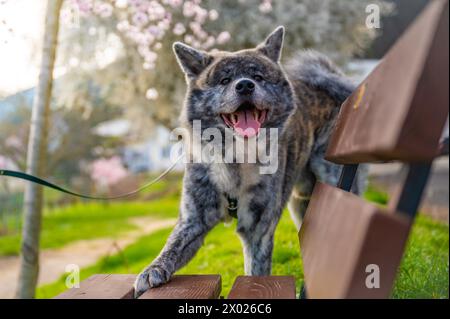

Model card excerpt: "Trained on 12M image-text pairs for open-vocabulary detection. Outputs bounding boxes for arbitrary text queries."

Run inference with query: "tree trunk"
[16,0,63,299]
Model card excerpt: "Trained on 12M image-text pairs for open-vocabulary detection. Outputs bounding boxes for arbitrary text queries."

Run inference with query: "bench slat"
[325,0,449,164]
[139,275,221,299]
[54,274,135,299]
[299,183,411,298]
[227,276,296,299]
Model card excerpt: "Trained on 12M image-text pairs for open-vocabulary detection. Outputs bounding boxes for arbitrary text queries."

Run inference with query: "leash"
[1,153,240,219]
[0,154,184,200]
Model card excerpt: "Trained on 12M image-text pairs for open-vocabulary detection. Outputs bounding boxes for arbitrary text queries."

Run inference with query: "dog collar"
[225,194,238,219]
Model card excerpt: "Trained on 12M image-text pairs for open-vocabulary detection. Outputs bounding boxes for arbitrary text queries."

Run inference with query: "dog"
[134,26,366,297]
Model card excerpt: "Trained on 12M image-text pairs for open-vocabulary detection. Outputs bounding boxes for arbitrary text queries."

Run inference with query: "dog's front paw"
[134,265,171,298]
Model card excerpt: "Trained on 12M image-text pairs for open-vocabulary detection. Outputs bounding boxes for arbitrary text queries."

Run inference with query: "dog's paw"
[133,265,171,298]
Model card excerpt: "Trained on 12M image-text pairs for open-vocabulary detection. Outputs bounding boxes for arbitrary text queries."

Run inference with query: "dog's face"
[174,26,295,139]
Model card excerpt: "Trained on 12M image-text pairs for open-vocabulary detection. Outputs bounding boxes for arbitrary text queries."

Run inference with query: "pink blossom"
[135,0,150,11]
[203,35,215,49]
[132,11,149,27]
[154,42,162,50]
[173,22,186,35]
[96,3,113,18]
[259,0,273,14]
[128,0,143,8]
[142,32,156,45]
[191,40,201,48]
[76,0,93,15]
[189,21,201,33]
[183,1,196,17]
[194,7,208,24]
[138,45,157,61]
[114,0,128,9]
[195,28,207,40]
[208,9,218,21]
[146,25,164,38]
[117,20,130,32]
[148,1,166,20]
[216,31,230,45]
[90,156,128,187]
[157,18,171,32]
[184,34,193,44]
[164,0,182,8]
[146,50,158,62]
[0,155,17,170]
[143,61,155,69]
[0,155,9,168]
[63,0,240,101]
[146,88,159,100]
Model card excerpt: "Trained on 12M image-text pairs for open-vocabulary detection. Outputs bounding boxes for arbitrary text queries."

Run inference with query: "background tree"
[0,97,123,181]
[16,0,63,299]
[56,0,392,138]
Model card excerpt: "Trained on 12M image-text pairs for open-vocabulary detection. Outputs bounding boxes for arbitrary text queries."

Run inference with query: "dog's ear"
[257,26,285,63]
[173,42,213,79]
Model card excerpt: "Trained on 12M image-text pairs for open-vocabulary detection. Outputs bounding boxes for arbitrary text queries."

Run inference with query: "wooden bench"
[56,0,449,299]
[300,0,448,299]
[55,274,296,299]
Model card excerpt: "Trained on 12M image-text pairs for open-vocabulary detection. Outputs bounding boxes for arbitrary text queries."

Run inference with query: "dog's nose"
[235,79,255,95]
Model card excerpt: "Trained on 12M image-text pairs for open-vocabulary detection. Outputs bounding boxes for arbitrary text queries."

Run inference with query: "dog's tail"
[285,50,356,106]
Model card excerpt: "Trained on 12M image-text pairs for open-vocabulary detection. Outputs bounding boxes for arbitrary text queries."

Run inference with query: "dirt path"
[0,217,176,299]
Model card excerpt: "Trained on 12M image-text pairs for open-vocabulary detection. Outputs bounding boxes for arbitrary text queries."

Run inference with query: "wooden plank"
[326,0,449,164]
[299,183,411,298]
[227,276,296,299]
[139,275,221,299]
[54,274,135,299]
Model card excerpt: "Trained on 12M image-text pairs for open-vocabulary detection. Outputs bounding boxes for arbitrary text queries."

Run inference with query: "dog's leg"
[288,193,309,231]
[236,181,283,276]
[287,168,316,230]
[134,164,221,297]
[238,209,282,275]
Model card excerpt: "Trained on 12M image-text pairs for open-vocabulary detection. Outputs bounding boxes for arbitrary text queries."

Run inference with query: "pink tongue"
[233,110,261,138]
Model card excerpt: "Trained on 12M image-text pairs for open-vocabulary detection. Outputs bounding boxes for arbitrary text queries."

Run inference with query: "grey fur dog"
[134,26,366,297]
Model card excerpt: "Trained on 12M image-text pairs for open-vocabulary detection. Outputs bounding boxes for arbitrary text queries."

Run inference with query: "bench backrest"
[299,0,449,299]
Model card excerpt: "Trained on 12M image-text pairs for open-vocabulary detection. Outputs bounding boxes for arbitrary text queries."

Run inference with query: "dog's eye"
[254,75,264,82]
[220,78,231,85]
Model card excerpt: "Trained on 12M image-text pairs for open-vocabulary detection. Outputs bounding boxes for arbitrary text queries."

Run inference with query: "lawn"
[36,186,449,299]
[0,175,182,256]
[0,199,182,256]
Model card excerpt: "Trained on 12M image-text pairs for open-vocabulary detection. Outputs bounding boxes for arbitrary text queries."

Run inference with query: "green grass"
[0,198,179,256]
[37,206,448,299]
[364,183,389,205]
[0,173,182,256]
[2,181,446,299]
[138,173,183,196]
[37,227,174,298]
[392,215,449,298]
[37,212,302,298]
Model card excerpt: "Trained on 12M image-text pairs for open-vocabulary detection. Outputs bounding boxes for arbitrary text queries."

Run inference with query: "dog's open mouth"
[221,102,267,138]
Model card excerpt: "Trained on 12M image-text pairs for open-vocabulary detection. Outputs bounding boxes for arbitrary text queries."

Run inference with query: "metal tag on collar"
[226,195,238,219]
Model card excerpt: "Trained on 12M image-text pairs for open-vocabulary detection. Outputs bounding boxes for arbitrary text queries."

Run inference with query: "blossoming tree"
[56,0,390,137]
